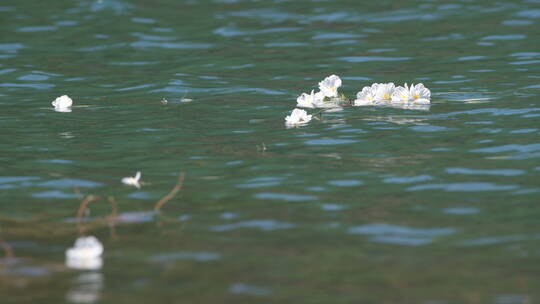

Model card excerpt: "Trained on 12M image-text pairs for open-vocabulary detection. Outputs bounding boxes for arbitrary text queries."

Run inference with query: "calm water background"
[1,0,540,303]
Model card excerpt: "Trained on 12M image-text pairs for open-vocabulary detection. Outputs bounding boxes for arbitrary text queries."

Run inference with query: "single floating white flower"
[354,84,377,106]
[122,171,142,189]
[391,84,412,103]
[65,236,103,270]
[52,95,73,111]
[391,83,431,104]
[285,108,312,126]
[318,75,342,98]
[373,82,395,102]
[409,83,431,104]
[296,90,324,108]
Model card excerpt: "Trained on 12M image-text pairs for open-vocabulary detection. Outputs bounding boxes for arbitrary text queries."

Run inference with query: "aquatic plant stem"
[107,196,118,240]
[154,172,186,212]
[76,195,100,236]
[0,238,14,259]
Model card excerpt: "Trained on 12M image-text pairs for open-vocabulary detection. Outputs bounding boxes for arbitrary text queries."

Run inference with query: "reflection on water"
[66,272,104,304]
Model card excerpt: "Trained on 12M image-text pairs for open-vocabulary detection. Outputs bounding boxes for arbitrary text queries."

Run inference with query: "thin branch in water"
[0,238,14,259]
[154,172,186,212]
[76,195,100,236]
[107,196,118,240]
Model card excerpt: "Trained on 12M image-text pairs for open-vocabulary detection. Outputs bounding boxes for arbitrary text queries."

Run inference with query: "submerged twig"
[154,172,186,212]
[76,195,100,236]
[106,196,118,240]
[0,238,14,259]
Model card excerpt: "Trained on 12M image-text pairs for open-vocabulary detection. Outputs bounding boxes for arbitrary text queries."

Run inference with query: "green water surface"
[1,0,540,303]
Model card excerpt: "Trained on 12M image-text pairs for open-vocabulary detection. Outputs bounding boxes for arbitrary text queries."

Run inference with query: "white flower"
[354,85,377,106]
[122,171,142,189]
[296,90,324,108]
[285,108,312,126]
[373,82,395,102]
[391,83,431,104]
[391,84,412,103]
[66,236,103,270]
[318,75,342,98]
[52,95,73,110]
[55,108,72,113]
[409,83,431,104]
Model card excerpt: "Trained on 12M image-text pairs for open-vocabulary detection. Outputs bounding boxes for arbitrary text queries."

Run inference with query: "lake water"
[1,0,540,303]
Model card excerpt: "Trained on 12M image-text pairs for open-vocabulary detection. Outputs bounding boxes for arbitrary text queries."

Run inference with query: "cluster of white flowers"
[285,75,346,127]
[286,75,432,127]
[296,75,344,109]
[354,82,431,106]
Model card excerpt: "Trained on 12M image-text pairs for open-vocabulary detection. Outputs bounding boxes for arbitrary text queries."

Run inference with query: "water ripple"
[338,56,411,63]
[214,26,300,37]
[31,190,79,199]
[459,234,540,247]
[131,32,177,41]
[443,207,480,215]
[149,252,220,262]
[384,175,434,184]
[0,43,24,53]
[503,20,533,26]
[37,178,103,188]
[433,108,540,118]
[131,17,156,24]
[229,283,271,296]
[253,192,317,202]
[0,82,55,90]
[481,34,526,40]
[445,168,524,176]
[409,125,452,132]
[327,180,363,187]
[349,223,455,246]
[407,183,518,192]
[0,176,40,185]
[304,139,357,145]
[210,219,294,232]
[515,9,540,19]
[16,26,57,32]
[471,143,540,153]
[131,41,213,49]
[312,33,366,40]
